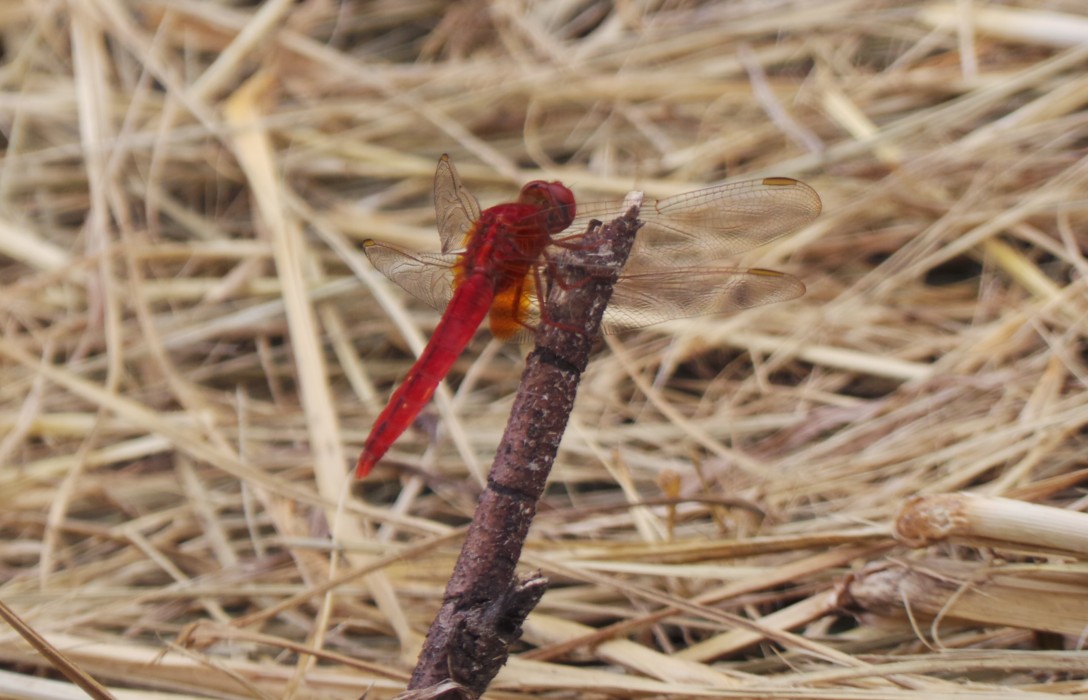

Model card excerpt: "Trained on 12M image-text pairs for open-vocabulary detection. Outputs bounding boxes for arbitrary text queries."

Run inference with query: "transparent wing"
[368,172,817,338]
[363,240,458,311]
[569,177,821,266]
[365,238,542,343]
[364,240,804,336]
[604,266,805,331]
[504,266,803,337]
[433,154,481,253]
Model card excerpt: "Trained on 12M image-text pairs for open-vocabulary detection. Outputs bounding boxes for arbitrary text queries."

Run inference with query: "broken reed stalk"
[405,202,644,697]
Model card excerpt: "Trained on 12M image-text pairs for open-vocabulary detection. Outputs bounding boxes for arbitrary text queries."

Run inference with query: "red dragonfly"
[356,155,820,477]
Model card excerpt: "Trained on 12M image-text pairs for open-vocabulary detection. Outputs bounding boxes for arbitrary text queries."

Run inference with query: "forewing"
[433,154,482,253]
[604,267,805,331]
[570,177,821,266]
[363,240,458,312]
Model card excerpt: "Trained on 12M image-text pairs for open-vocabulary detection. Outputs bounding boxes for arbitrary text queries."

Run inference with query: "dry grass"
[2,0,1088,698]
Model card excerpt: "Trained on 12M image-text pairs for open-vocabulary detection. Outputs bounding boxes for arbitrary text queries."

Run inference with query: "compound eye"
[520,180,576,233]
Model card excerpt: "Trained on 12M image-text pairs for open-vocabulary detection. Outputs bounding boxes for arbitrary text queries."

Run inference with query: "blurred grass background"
[2,1,1088,698]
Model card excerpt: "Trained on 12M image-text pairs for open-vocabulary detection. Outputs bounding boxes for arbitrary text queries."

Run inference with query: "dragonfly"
[356,154,820,477]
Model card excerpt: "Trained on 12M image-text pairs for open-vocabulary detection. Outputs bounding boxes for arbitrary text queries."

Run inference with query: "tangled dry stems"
[2,1,1088,698]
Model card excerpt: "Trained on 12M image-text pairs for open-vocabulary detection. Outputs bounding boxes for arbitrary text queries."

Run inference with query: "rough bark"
[401,202,643,699]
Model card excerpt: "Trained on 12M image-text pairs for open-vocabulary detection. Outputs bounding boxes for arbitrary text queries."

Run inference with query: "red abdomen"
[355,275,495,477]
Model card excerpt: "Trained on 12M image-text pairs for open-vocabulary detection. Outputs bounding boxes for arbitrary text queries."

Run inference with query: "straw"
[2,1,1088,698]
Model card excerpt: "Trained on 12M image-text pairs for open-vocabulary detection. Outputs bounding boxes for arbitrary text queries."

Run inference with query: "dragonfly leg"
[535,251,599,337]
[540,219,604,296]
[541,251,595,294]
[549,219,602,251]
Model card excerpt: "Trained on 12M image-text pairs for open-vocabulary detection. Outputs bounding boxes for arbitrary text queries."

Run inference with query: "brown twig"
[404,204,644,698]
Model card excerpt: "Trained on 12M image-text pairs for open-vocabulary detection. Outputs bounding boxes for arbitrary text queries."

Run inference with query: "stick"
[402,199,644,698]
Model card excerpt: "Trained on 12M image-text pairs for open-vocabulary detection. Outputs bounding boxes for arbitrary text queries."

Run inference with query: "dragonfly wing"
[603,267,805,331]
[433,154,482,254]
[642,177,820,253]
[363,240,458,312]
[569,177,821,265]
[495,264,803,336]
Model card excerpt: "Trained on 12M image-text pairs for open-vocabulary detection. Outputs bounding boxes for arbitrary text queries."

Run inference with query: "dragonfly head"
[518,180,576,234]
